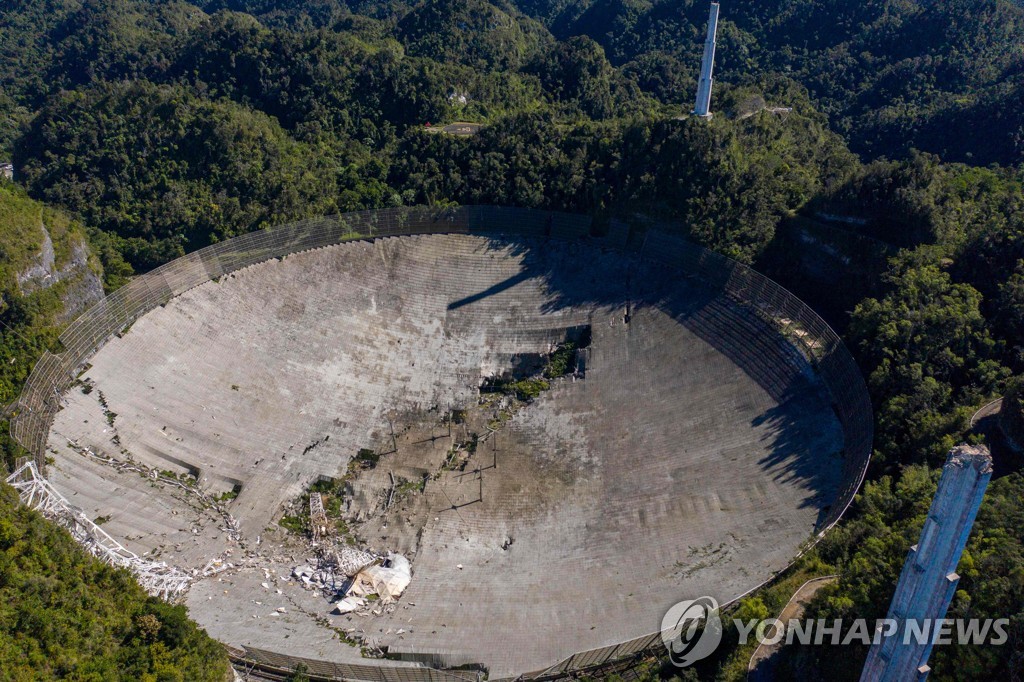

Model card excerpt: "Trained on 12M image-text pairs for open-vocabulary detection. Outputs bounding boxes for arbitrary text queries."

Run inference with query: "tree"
[0,482,230,680]
[849,261,1008,468]
[15,81,340,271]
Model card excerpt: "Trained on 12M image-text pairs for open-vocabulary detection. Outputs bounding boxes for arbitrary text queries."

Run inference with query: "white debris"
[333,547,377,577]
[331,596,367,614]
[347,553,412,604]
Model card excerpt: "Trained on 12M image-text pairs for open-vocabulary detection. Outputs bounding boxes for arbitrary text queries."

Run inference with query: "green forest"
[0,483,230,681]
[1,0,1024,679]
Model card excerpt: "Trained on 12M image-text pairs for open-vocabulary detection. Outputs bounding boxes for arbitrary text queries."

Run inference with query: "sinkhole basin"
[36,211,868,680]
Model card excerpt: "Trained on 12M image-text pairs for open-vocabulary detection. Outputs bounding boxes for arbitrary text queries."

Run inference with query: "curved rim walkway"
[746,575,838,681]
[971,397,1004,429]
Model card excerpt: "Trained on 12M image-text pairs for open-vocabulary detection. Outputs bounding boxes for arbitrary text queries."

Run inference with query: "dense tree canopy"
[0,482,230,681]
[516,0,1024,165]
[779,466,1024,680]
[16,81,341,269]
[850,262,1006,468]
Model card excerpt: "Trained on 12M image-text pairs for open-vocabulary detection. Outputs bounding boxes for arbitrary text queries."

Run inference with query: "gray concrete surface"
[44,234,843,678]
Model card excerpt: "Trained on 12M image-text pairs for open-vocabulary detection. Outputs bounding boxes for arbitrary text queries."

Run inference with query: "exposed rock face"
[16,222,104,321]
[16,223,56,291]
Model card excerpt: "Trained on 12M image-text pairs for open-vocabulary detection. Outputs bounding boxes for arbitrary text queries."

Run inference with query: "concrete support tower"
[693,2,720,118]
[860,444,993,682]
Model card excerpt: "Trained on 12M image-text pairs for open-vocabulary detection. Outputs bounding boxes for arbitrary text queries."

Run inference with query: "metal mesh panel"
[230,645,480,682]
[9,207,872,679]
[513,225,875,681]
[637,229,872,531]
[551,212,592,240]
[606,219,632,249]
[572,644,618,669]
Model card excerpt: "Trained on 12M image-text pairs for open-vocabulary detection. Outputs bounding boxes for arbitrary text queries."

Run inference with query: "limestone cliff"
[2,183,104,323]
[16,221,104,322]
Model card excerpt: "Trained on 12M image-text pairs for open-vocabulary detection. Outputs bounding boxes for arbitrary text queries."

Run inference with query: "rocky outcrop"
[16,222,104,322]
[16,223,57,292]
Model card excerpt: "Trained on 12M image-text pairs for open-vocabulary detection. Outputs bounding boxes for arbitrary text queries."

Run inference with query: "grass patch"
[278,514,307,535]
[544,341,577,379]
[215,486,240,502]
[481,376,549,402]
[395,476,427,496]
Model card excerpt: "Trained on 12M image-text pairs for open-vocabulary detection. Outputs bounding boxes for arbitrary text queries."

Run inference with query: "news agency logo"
[661,597,1011,668]
[660,596,723,667]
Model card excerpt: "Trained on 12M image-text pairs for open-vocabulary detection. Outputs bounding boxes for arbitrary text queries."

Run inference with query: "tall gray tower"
[860,444,993,682]
[693,2,720,118]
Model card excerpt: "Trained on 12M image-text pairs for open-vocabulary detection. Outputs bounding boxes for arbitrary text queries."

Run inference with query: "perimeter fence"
[7,205,872,681]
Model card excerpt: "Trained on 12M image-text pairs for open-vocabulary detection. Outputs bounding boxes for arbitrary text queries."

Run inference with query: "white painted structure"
[693,2,720,118]
[5,458,193,600]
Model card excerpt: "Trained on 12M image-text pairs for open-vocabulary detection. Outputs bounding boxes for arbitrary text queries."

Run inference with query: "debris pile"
[346,553,412,604]
[292,493,412,613]
[293,549,411,612]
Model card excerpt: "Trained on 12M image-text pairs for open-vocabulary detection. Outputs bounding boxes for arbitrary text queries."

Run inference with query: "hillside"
[0,183,105,464]
[515,0,1024,165]
[0,481,231,681]
[5,0,1022,165]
